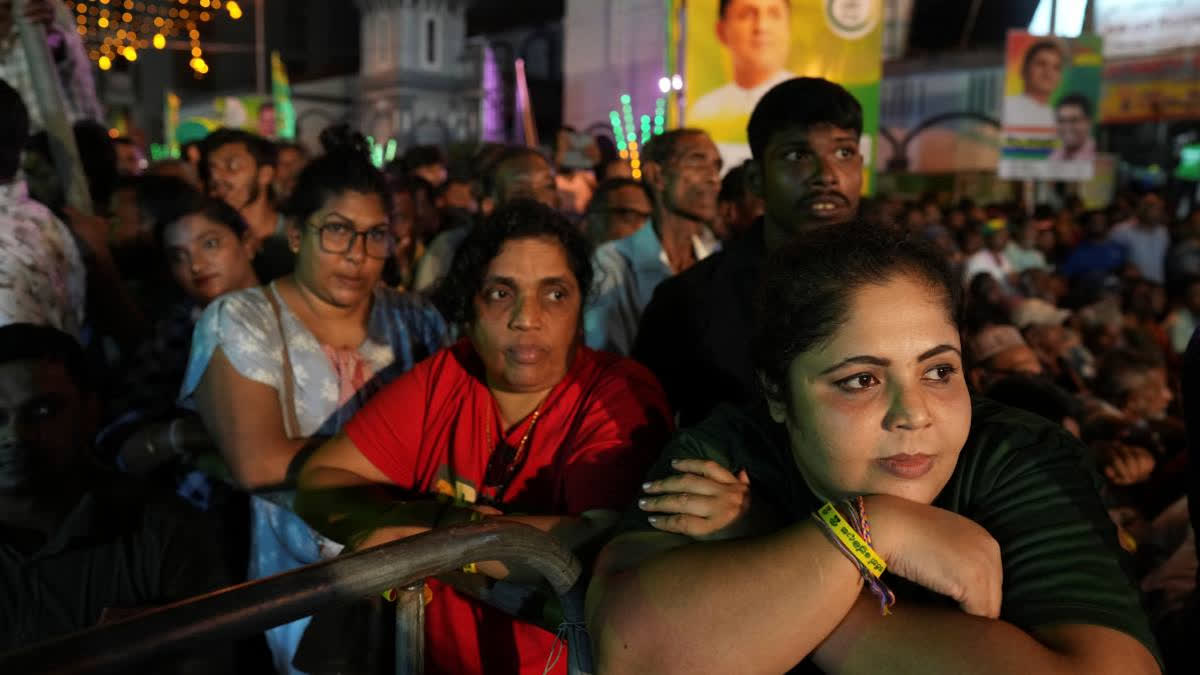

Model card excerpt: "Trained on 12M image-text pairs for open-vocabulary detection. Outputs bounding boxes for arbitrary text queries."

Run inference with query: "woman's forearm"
[813,593,1159,675]
[590,521,864,675]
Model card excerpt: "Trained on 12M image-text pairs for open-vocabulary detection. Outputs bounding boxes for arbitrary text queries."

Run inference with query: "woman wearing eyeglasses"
[178,133,449,675]
[294,199,674,675]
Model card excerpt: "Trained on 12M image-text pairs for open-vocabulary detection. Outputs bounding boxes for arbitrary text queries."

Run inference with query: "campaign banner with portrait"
[684,0,882,193]
[998,31,1103,182]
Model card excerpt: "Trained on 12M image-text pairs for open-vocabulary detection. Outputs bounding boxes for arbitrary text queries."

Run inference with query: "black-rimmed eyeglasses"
[309,220,394,259]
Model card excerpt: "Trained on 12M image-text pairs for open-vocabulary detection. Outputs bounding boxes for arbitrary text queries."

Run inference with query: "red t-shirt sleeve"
[344,359,431,489]
[559,356,674,514]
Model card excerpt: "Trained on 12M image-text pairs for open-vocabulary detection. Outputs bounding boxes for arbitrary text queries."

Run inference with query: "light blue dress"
[180,281,448,675]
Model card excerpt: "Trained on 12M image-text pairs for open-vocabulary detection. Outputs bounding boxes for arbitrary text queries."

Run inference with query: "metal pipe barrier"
[0,521,593,675]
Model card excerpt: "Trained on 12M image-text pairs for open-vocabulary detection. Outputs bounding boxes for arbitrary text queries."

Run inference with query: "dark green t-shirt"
[622,398,1161,666]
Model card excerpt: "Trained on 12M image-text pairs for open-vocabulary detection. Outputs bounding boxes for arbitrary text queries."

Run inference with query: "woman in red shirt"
[295,198,673,675]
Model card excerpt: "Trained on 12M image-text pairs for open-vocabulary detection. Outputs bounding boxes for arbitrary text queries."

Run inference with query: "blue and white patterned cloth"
[180,281,448,675]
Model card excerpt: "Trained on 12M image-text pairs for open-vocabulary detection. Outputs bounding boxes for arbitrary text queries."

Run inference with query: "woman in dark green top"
[587,222,1160,674]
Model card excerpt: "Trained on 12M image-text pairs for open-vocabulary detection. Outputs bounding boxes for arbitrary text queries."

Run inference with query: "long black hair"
[432,199,594,324]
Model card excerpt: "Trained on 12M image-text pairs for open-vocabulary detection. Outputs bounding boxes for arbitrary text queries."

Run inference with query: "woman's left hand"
[639,459,774,541]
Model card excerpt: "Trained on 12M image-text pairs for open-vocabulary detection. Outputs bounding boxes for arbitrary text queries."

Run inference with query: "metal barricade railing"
[0,521,593,675]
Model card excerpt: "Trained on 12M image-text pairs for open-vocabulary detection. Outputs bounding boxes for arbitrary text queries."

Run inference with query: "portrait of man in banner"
[1049,93,1096,161]
[1003,39,1065,130]
[688,0,795,121]
[684,0,882,191]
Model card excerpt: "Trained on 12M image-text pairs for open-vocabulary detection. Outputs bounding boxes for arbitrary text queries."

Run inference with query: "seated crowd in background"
[1,67,1198,675]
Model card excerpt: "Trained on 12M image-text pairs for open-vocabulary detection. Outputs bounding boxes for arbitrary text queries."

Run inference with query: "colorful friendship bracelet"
[813,499,896,614]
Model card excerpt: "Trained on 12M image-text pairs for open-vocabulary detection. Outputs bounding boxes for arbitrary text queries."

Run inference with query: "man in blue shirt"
[1059,209,1127,284]
[584,129,722,355]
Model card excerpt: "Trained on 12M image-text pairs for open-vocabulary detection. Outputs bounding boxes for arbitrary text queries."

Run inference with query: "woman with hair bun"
[178,128,449,675]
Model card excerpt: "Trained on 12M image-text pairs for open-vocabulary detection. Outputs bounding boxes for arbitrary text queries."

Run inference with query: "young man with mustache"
[634,77,863,425]
[201,128,294,282]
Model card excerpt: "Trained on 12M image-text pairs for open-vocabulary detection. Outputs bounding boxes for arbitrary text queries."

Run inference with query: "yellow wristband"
[462,562,479,574]
[816,502,887,578]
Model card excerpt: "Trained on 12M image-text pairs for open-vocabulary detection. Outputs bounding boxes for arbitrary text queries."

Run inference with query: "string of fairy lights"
[68,0,244,76]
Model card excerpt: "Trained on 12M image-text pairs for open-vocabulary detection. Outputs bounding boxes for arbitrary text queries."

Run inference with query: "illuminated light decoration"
[98,55,112,70]
[123,45,137,60]
[191,46,201,56]
[75,1,244,77]
[672,74,683,91]
[384,139,398,162]
[640,114,651,145]
[628,139,641,181]
[653,97,666,135]
[609,109,626,152]
[658,76,670,94]
[226,0,242,19]
[620,93,636,158]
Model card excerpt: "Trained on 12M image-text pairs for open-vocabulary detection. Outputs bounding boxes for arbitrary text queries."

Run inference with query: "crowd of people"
[0,54,1196,675]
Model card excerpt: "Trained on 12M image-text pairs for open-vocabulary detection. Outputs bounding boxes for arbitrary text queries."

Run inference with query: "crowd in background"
[0,60,1197,674]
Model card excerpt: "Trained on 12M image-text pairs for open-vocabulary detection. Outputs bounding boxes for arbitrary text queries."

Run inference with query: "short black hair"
[199,127,278,184]
[1022,40,1064,79]
[433,199,594,325]
[283,127,392,229]
[753,221,959,400]
[0,323,94,392]
[720,0,789,18]
[1055,92,1093,118]
[748,78,862,161]
[642,128,707,167]
[587,177,654,215]
[0,78,29,181]
[401,144,446,173]
[155,190,251,250]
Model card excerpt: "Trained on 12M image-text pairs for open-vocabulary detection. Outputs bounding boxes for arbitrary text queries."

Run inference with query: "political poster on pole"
[998,31,1103,181]
[684,0,882,193]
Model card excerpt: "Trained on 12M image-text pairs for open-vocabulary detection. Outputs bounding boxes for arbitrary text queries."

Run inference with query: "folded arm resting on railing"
[0,522,588,675]
[295,437,623,585]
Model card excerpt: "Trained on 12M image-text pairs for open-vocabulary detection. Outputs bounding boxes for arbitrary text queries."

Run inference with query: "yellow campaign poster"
[684,0,882,193]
